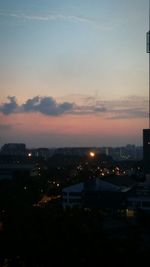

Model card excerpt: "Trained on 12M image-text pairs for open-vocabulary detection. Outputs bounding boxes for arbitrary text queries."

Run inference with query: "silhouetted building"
[29,148,51,158]
[143,129,150,175]
[146,31,150,53]
[127,178,150,216]
[62,183,84,208]
[0,143,26,156]
[62,177,135,210]
[0,163,35,180]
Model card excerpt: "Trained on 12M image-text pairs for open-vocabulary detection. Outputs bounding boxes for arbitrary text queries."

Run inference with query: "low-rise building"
[62,183,84,208]
[126,178,150,215]
[62,176,135,210]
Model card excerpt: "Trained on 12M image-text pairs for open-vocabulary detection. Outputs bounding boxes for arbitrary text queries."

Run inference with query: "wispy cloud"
[0,96,18,115]
[60,94,148,119]
[0,11,112,30]
[106,95,148,119]
[108,108,147,120]
[0,96,75,116]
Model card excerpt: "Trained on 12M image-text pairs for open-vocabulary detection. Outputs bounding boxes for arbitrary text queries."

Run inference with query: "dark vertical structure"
[143,129,150,174]
[143,1,150,175]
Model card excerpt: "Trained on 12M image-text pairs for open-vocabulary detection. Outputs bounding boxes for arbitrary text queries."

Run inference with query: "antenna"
[147,0,150,128]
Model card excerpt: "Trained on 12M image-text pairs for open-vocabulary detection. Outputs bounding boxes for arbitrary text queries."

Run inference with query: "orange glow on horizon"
[0,112,148,146]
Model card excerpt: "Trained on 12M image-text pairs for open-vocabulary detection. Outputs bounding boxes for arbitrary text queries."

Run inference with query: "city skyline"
[0,0,149,147]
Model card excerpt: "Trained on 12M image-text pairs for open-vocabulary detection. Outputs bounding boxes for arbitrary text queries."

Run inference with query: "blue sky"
[0,0,149,147]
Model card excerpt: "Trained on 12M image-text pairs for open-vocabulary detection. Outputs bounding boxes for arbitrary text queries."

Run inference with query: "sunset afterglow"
[0,0,148,147]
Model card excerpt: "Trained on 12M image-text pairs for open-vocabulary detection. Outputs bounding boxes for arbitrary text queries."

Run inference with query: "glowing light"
[89,152,95,158]
[126,209,134,218]
[28,153,32,157]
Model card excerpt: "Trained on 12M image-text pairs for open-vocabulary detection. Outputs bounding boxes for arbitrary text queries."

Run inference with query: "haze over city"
[0,0,149,147]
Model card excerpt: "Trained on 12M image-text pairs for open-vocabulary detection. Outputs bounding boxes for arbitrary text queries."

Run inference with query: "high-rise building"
[143,12,150,175]
[143,129,150,174]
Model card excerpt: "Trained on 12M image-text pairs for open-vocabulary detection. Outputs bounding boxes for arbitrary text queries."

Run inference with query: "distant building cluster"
[0,143,143,181]
[0,143,143,161]
[0,140,150,218]
[44,145,142,161]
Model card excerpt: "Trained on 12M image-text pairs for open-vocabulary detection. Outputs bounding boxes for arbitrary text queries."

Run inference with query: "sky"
[0,0,149,148]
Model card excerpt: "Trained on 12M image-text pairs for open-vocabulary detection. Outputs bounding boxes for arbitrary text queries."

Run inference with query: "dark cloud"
[22,96,40,112]
[0,96,74,116]
[23,96,74,115]
[0,96,18,115]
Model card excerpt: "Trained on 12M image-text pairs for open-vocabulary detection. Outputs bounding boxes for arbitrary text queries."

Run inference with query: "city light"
[28,153,32,157]
[89,152,95,158]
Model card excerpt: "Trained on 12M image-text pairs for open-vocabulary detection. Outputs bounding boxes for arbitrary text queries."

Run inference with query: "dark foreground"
[1,203,150,267]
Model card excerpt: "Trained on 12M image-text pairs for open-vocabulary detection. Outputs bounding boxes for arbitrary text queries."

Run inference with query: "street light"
[89,151,95,158]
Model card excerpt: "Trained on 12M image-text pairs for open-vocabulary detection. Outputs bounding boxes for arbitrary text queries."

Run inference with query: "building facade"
[143,129,150,175]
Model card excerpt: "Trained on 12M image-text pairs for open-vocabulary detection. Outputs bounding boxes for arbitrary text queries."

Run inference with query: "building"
[29,148,51,159]
[84,176,135,212]
[0,143,26,156]
[127,179,150,215]
[0,163,35,180]
[143,129,150,175]
[62,176,135,210]
[62,183,84,208]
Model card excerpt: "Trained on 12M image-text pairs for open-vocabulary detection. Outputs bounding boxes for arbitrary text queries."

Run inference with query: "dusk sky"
[0,0,149,147]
